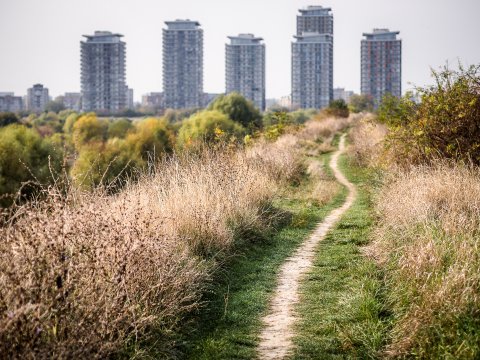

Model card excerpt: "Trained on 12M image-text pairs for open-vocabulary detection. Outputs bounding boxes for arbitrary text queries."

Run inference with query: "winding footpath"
[257,134,357,359]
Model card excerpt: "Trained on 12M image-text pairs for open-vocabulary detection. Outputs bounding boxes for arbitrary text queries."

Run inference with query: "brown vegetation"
[348,115,388,167]
[0,111,348,358]
[0,127,311,358]
[371,163,480,358]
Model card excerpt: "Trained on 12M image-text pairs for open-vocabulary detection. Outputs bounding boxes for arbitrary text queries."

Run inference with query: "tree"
[208,92,262,130]
[0,124,62,206]
[45,99,66,113]
[125,117,174,161]
[0,112,19,127]
[107,118,133,139]
[325,99,350,118]
[349,94,374,113]
[177,110,245,149]
[72,113,107,149]
[63,112,80,134]
[71,140,141,190]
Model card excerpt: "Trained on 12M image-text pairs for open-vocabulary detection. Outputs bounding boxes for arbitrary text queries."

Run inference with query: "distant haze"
[0,0,479,101]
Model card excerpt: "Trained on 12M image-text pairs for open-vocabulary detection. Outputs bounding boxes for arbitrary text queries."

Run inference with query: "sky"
[0,0,479,101]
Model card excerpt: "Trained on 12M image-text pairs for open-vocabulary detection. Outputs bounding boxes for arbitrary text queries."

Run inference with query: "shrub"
[379,64,480,166]
[349,94,374,113]
[177,110,245,149]
[324,99,350,118]
[107,118,133,139]
[0,112,19,127]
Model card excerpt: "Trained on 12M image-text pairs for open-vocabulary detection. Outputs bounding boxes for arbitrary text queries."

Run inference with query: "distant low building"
[63,92,82,111]
[202,93,222,107]
[141,92,164,110]
[0,92,23,112]
[333,88,355,103]
[126,88,134,109]
[26,84,49,112]
[278,95,292,109]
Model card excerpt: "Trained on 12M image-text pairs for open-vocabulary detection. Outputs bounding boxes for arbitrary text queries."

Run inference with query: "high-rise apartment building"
[361,29,402,107]
[163,20,203,109]
[296,5,334,36]
[225,34,265,111]
[0,92,23,112]
[81,31,127,113]
[292,6,333,109]
[26,84,49,112]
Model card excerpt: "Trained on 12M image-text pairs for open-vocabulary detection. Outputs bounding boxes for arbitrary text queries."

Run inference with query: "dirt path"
[257,134,357,359]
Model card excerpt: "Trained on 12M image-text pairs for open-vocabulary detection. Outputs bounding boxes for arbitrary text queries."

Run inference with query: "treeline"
[1,93,354,207]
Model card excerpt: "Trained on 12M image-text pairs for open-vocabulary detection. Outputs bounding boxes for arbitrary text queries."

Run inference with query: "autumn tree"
[208,92,262,131]
[177,110,245,149]
[125,117,174,162]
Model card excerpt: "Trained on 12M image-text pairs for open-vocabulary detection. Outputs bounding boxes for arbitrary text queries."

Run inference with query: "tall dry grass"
[348,115,388,167]
[0,137,304,358]
[371,163,480,359]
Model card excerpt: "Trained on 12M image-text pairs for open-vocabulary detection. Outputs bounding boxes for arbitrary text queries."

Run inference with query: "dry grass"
[0,138,304,358]
[371,163,480,358]
[246,133,304,185]
[348,115,388,168]
[305,160,340,206]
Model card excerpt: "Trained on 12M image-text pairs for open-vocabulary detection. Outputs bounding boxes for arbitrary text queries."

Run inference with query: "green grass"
[177,153,347,360]
[291,154,391,360]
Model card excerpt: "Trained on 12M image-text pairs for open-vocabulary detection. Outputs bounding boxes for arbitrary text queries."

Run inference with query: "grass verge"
[292,154,390,359]
[177,153,347,360]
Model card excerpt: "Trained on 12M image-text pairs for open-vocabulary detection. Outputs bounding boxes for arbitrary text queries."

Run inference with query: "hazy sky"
[0,0,479,101]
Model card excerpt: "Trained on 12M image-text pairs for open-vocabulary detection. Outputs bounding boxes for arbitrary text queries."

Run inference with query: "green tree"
[0,112,19,127]
[325,99,350,118]
[177,110,245,149]
[0,124,62,206]
[107,118,133,139]
[45,99,66,113]
[63,112,80,134]
[71,139,141,190]
[72,113,107,149]
[125,117,174,161]
[349,94,374,113]
[208,92,262,130]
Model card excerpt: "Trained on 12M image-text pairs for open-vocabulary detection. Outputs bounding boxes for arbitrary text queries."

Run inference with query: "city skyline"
[0,0,479,101]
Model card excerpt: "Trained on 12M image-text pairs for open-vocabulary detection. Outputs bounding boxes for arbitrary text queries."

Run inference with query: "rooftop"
[82,31,124,43]
[165,19,201,29]
[363,28,400,38]
[299,5,332,15]
[228,33,264,44]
